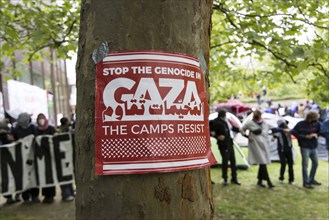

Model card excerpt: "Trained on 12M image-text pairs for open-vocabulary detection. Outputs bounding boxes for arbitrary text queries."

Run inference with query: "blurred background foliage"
[1,0,328,105]
[210,0,329,106]
[0,0,80,76]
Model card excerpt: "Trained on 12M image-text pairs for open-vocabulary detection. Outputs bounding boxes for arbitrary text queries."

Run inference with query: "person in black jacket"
[291,111,321,189]
[210,108,241,185]
[272,119,294,184]
[0,119,18,204]
[12,112,39,203]
[57,117,75,202]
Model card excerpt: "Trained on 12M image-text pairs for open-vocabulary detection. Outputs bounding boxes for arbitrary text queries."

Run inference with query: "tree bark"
[75,0,214,219]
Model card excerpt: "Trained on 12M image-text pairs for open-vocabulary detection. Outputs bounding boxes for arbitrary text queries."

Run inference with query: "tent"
[317,136,328,161]
[209,112,242,128]
[209,112,250,169]
[210,137,250,170]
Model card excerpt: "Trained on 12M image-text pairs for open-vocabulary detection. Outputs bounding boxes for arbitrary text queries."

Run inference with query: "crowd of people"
[258,94,327,122]
[210,102,329,189]
[0,112,75,205]
[1,99,328,207]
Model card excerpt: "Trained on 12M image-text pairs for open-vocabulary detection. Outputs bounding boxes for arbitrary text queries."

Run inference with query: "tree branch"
[211,40,233,49]
[27,43,52,61]
[213,2,329,30]
[214,2,239,29]
[308,63,329,79]
[27,20,77,61]
[296,4,329,30]
[285,70,297,84]
[64,20,77,40]
[251,40,297,68]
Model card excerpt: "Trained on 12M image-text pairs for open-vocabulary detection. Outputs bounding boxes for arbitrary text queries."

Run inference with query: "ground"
[0,188,75,220]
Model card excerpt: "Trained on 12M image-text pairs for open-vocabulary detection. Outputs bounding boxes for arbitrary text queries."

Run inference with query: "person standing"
[262,86,267,103]
[242,110,275,188]
[35,113,57,203]
[0,119,18,204]
[272,119,294,184]
[291,111,321,189]
[256,93,261,106]
[57,117,75,202]
[12,112,39,203]
[210,108,241,185]
[296,103,305,118]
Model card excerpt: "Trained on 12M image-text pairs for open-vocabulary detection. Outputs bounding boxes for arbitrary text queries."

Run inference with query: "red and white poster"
[95,51,216,175]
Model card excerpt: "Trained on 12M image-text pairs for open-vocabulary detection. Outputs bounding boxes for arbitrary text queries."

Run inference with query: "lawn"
[211,145,329,220]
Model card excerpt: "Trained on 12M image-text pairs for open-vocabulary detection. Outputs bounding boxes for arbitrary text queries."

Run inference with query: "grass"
[211,144,329,220]
[0,213,22,220]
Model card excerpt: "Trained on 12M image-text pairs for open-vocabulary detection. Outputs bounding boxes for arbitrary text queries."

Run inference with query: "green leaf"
[210,0,329,104]
[297,62,309,72]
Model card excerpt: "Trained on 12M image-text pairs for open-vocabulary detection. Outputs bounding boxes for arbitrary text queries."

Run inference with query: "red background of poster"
[95,51,216,175]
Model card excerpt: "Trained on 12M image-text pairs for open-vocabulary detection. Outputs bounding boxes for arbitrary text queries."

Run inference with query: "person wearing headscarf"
[35,113,57,203]
[12,113,37,140]
[291,111,321,189]
[12,112,39,203]
[241,110,275,188]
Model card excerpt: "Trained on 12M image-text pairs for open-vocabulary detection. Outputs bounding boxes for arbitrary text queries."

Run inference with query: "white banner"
[0,133,74,196]
[7,80,49,119]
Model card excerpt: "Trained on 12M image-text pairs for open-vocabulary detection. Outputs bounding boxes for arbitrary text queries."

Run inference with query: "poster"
[95,51,216,175]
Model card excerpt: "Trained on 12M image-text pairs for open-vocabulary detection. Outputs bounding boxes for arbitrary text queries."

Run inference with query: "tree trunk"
[75,0,214,219]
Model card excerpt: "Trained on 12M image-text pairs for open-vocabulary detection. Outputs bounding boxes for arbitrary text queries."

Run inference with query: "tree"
[210,0,329,105]
[76,1,214,219]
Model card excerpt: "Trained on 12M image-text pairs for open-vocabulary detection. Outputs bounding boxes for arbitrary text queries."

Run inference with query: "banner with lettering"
[0,133,74,196]
[0,135,35,195]
[95,51,216,175]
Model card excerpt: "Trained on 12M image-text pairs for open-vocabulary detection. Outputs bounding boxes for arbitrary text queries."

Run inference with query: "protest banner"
[95,51,216,175]
[0,133,74,196]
